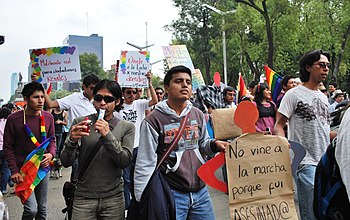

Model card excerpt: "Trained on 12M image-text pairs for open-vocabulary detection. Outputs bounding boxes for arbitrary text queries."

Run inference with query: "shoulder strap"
[77,116,120,181]
[156,111,190,170]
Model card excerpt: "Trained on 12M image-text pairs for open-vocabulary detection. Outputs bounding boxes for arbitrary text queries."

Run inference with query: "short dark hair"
[248,80,258,89]
[93,79,124,112]
[121,87,135,93]
[155,87,164,93]
[254,82,270,103]
[21,82,45,99]
[0,107,11,119]
[281,75,295,90]
[223,86,235,96]
[83,74,100,87]
[329,81,337,88]
[164,65,192,86]
[299,49,330,83]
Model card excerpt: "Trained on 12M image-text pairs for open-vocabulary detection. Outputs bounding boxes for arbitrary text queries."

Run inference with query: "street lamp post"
[203,4,236,85]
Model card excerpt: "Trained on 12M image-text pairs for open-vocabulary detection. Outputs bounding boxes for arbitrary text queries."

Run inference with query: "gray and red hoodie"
[134,100,218,201]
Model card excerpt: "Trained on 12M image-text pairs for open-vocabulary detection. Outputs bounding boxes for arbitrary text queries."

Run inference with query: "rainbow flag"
[264,65,283,103]
[237,73,248,99]
[15,136,54,204]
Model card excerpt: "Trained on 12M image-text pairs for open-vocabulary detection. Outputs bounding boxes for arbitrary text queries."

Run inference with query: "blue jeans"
[172,187,215,220]
[296,164,317,220]
[72,192,124,220]
[0,151,11,192]
[22,173,49,220]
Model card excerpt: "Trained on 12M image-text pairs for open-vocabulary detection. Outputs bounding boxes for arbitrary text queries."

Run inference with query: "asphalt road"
[4,167,231,220]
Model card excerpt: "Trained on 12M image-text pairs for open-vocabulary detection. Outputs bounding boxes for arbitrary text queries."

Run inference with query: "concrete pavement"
[4,167,231,220]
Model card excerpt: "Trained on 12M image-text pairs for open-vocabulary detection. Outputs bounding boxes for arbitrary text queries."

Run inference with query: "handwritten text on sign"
[226,133,298,220]
[29,46,81,83]
[118,51,150,88]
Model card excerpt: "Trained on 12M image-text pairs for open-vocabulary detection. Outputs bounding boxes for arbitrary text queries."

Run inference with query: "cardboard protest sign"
[192,69,205,91]
[30,46,81,83]
[162,45,195,72]
[211,108,242,140]
[118,51,150,88]
[226,133,298,220]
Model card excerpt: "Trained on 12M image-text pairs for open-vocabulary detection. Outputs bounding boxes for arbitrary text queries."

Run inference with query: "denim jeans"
[22,174,49,220]
[296,164,317,220]
[72,192,124,220]
[172,186,215,220]
[0,150,11,192]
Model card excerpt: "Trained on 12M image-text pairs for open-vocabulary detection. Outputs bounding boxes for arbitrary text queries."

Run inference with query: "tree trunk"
[333,24,350,84]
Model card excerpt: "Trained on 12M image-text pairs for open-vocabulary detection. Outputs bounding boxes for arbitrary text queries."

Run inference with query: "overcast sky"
[0,0,178,103]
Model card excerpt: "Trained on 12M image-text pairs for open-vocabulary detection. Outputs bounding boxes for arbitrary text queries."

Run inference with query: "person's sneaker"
[1,190,9,196]
[58,169,63,178]
[50,171,55,178]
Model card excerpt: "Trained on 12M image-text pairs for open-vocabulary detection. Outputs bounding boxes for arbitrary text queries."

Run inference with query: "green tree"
[79,53,108,80]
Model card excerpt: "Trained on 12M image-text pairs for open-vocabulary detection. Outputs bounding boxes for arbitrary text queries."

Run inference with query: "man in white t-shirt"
[275,49,336,220]
[117,71,158,211]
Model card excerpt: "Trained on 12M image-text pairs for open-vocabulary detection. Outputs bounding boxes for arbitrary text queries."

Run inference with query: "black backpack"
[313,138,350,220]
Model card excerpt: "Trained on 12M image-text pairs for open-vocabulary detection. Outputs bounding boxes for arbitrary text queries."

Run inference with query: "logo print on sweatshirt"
[164,120,199,147]
[122,109,137,123]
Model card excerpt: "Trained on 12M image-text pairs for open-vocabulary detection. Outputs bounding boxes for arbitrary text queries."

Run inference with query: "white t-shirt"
[278,85,330,165]
[117,99,149,148]
[57,92,96,129]
[335,107,350,201]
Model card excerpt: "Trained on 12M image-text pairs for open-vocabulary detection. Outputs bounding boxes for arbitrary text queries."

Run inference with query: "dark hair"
[223,86,235,96]
[254,83,270,103]
[83,74,100,88]
[248,80,258,89]
[299,49,330,83]
[329,81,337,88]
[0,108,11,119]
[164,65,192,86]
[21,82,45,99]
[93,79,124,112]
[155,87,164,93]
[281,75,295,90]
[121,87,135,93]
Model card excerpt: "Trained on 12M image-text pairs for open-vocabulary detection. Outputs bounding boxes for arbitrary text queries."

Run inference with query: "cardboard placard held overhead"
[226,133,298,220]
[211,107,242,140]
[118,51,150,88]
[30,46,81,83]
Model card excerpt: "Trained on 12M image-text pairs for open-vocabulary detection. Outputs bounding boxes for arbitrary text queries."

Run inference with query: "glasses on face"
[156,92,163,95]
[136,89,142,93]
[126,90,137,95]
[313,62,331,69]
[94,94,116,103]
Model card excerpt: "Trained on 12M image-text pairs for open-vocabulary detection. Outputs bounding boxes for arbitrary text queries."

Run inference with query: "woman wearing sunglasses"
[61,79,135,220]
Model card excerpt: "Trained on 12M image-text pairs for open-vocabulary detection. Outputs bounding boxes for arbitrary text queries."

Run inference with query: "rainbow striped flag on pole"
[264,65,283,103]
[15,136,54,204]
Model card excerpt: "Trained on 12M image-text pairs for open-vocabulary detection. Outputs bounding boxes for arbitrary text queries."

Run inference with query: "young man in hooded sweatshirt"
[133,65,228,219]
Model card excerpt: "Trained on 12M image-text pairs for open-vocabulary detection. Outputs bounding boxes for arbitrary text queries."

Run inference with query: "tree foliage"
[79,53,108,80]
[167,0,350,94]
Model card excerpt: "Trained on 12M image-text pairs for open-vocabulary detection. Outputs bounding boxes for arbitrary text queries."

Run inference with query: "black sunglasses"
[126,90,137,95]
[156,92,163,95]
[313,62,331,69]
[94,94,116,103]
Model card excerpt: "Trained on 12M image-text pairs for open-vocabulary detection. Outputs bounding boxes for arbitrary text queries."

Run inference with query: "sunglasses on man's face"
[94,94,116,103]
[126,90,137,95]
[156,92,163,95]
[313,62,331,69]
